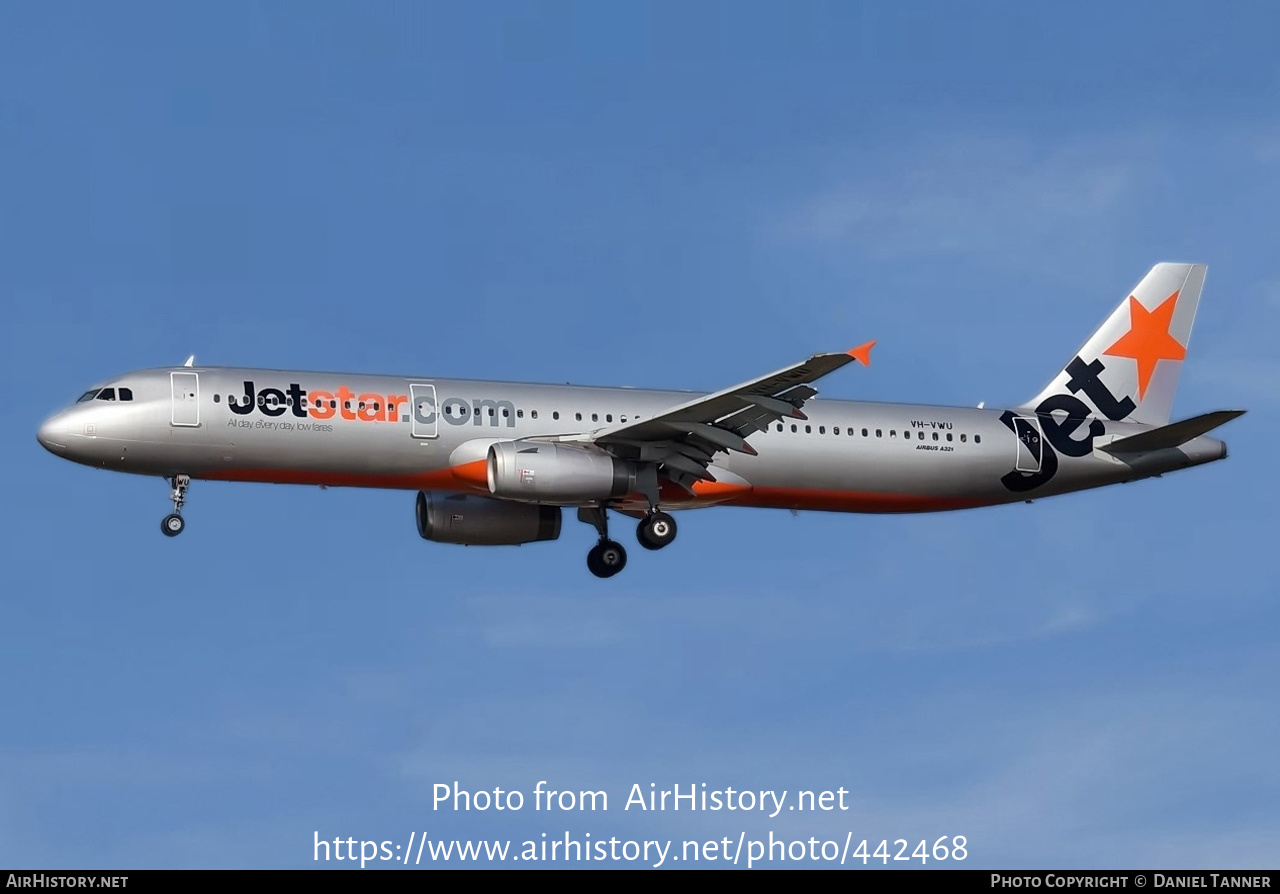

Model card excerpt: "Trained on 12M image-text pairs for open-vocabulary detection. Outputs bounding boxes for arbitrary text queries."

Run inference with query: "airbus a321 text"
[38,264,1243,578]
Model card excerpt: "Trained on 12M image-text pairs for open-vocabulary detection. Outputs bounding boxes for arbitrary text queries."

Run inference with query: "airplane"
[36,263,1243,578]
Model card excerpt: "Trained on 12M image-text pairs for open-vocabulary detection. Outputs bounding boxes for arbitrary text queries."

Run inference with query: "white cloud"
[776,135,1138,268]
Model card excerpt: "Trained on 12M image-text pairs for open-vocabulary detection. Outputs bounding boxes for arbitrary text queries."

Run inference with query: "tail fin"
[1020,263,1206,425]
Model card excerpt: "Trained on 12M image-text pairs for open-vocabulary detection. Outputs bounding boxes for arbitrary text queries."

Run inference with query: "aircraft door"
[410,384,438,439]
[170,372,200,427]
[1013,415,1042,473]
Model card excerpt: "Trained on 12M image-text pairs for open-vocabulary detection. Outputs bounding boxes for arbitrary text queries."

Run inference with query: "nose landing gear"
[161,474,190,537]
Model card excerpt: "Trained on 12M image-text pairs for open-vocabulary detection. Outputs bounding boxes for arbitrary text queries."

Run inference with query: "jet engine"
[487,442,641,503]
[415,492,561,545]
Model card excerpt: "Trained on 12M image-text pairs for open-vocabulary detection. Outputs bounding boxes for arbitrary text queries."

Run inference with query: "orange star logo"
[1102,292,1186,401]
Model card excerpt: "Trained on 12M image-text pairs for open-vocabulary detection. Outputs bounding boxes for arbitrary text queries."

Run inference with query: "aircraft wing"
[562,343,875,491]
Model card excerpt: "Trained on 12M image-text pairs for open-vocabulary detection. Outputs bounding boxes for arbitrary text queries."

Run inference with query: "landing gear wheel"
[161,474,191,537]
[587,539,628,578]
[637,511,677,550]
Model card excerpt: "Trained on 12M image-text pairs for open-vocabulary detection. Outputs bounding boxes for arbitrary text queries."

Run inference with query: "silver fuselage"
[36,366,1228,514]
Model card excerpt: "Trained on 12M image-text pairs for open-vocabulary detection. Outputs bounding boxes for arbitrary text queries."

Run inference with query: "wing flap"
[734,393,807,419]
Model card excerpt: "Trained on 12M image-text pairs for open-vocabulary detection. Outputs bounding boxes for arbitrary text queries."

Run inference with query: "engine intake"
[487,442,640,504]
[416,492,561,545]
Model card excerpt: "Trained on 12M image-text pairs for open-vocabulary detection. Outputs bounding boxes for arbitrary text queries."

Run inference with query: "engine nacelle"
[416,491,561,545]
[487,441,639,504]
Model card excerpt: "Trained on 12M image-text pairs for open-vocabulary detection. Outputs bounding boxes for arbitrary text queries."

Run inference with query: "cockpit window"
[76,386,133,403]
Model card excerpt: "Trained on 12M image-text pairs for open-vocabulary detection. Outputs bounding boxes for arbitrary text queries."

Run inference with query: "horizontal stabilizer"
[1100,409,1246,453]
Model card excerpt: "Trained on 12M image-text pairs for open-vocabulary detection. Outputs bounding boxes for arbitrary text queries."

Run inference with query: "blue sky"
[2,2,1279,869]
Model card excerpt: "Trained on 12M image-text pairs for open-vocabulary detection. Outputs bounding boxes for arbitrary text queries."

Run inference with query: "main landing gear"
[578,507,679,577]
[578,506,627,579]
[161,474,189,537]
[636,510,677,551]
[587,540,627,579]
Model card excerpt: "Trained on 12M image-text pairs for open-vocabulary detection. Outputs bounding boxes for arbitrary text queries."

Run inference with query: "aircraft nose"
[37,413,69,455]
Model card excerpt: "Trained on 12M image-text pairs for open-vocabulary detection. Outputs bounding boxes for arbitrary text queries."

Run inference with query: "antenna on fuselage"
[183,355,195,368]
